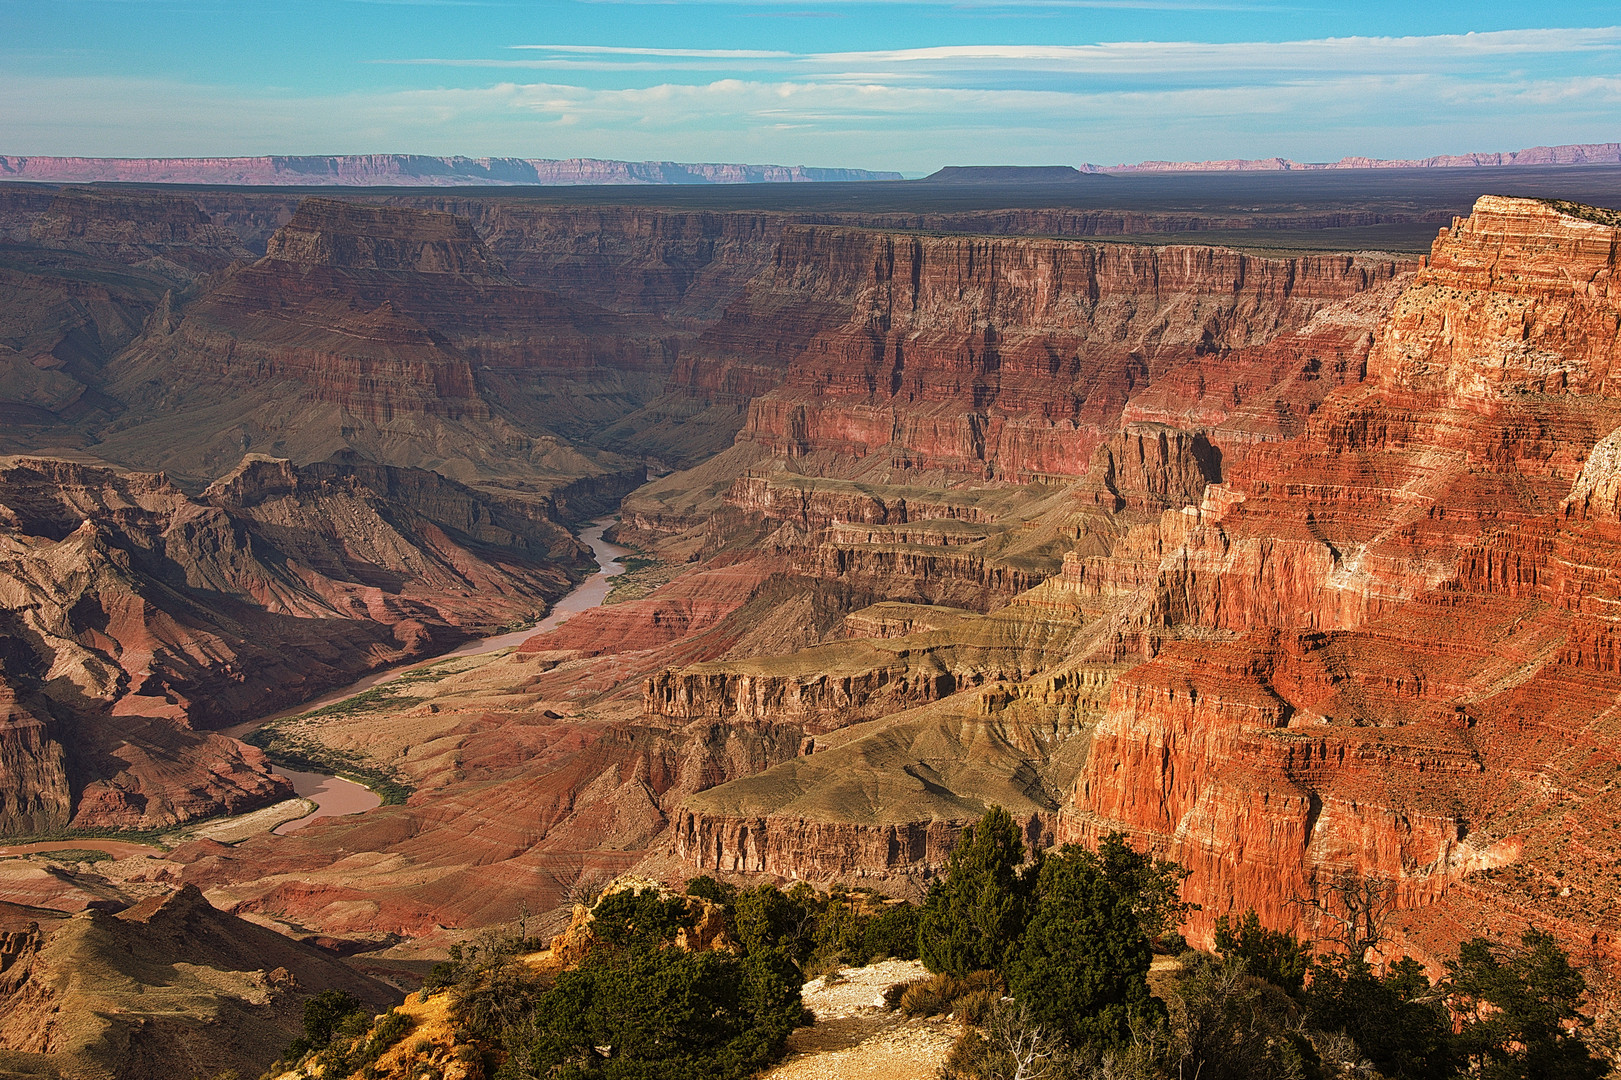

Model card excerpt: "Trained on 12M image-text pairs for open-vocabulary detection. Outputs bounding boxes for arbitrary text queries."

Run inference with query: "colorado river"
[242,517,630,834]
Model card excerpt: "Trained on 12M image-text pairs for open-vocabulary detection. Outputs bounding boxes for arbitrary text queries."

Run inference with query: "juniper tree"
[1006,841,1163,1050]
[919,805,1032,977]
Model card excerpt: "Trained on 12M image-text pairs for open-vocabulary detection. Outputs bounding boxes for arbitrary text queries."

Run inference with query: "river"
[1,519,629,859]
[263,516,629,833]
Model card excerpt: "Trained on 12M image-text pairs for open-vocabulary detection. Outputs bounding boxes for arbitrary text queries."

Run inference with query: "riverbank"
[0,520,628,858]
[232,517,630,833]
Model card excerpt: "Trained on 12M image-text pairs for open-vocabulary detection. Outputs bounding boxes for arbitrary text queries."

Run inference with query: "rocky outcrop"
[0,883,395,1080]
[0,453,587,832]
[28,187,252,277]
[1054,198,1621,968]
[100,198,673,483]
[0,689,70,835]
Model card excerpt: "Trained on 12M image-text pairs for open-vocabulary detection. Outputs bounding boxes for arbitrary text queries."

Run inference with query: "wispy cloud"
[504,27,1621,69]
[373,27,1621,83]
[6,25,1621,171]
[5,64,1620,172]
[510,45,793,58]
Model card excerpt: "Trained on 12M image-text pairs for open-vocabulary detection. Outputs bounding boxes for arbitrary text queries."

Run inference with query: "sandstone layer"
[0,155,902,186]
[98,198,671,489]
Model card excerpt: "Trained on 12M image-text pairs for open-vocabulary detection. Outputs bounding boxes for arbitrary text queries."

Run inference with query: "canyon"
[4,173,1621,1075]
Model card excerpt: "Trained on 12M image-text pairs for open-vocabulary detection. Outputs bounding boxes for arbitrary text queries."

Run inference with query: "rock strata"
[0,453,586,832]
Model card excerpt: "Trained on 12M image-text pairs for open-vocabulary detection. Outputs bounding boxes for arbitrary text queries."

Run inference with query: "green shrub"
[1213,908,1310,993]
[497,941,804,1080]
[1171,956,1317,1080]
[1007,840,1163,1051]
[733,882,819,963]
[282,988,366,1062]
[590,887,695,949]
[684,875,737,906]
[1446,927,1606,1080]
[860,902,922,962]
[1305,954,1454,1080]
[919,806,1032,978]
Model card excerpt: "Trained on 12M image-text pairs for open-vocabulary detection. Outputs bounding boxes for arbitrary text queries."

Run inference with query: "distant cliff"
[1099,141,1621,173]
[0,154,903,186]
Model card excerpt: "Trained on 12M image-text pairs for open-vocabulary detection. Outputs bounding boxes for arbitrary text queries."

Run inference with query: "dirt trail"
[764,960,957,1080]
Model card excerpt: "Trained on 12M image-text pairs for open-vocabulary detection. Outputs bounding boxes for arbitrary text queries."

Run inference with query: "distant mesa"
[0,154,903,187]
[919,165,1092,184]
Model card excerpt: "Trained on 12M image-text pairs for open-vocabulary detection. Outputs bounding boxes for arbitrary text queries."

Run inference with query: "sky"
[1,1,1618,174]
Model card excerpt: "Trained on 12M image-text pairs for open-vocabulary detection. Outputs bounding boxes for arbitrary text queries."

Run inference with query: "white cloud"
[510,45,793,58]
[480,27,1621,79]
[5,66,1619,172]
[5,25,1621,169]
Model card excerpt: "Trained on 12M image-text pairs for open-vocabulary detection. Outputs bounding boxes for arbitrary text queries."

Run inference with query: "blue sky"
[2,1,1618,172]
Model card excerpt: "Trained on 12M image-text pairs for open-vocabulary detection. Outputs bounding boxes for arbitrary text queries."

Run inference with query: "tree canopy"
[919,805,1031,978]
[1007,842,1164,1049]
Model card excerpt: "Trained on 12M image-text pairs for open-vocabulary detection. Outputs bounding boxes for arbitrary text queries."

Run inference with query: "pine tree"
[1212,908,1310,993]
[918,805,1030,977]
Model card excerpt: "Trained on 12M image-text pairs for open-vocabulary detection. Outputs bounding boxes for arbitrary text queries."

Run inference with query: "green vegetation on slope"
[918,808,1607,1080]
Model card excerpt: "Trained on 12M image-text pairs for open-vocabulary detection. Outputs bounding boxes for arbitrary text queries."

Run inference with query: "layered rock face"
[0,190,233,441]
[645,198,1621,987]
[617,229,1409,658]
[27,187,253,279]
[0,154,902,186]
[722,227,1407,481]
[0,454,588,832]
[100,198,671,484]
[1056,197,1621,963]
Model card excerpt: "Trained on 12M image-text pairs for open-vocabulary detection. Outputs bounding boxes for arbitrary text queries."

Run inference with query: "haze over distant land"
[0,155,901,187]
[4,142,1618,188]
[1094,141,1621,173]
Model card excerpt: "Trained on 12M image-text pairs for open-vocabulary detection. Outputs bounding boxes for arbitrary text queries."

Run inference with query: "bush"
[497,941,805,1080]
[1446,927,1606,1080]
[590,887,695,949]
[684,875,737,907]
[860,902,922,962]
[1213,908,1310,993]
[1304,954,1454,1080]
[953,988,1000,1027]
[919,806,1032,978]
[282,988,367,1062]
[1007,841,1163,1051]
[1172,956,1317,1080]
[940,999,1079,1080]
[447,936,550,1047]
[898,970,1002,1017]
[733,882,819,963]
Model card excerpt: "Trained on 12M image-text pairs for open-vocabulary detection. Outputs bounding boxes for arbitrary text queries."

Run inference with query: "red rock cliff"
[1062,197,1621,968]
[723,227,1408,481]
